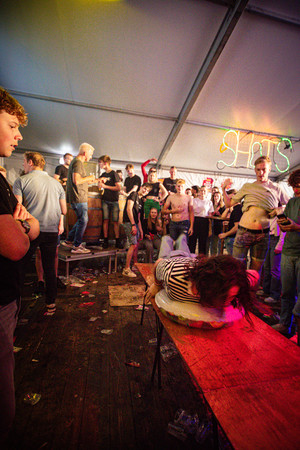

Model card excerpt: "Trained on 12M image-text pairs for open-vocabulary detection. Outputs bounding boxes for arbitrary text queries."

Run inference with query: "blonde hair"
[176,179,185,185]
[254,156,271,166]
[79,143,94,156]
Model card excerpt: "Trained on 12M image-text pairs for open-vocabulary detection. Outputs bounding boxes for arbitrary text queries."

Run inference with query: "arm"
[219,222,239,240]
[58,215,64,235]
[144,258,164,303]
[159,183,168,201]
[13,197,40,241]
[59,198,67,215]
[0,215,31,261]
[73,172,95,185]
[274,229,286,254]
[53,174,60,181]
[126,199,137,235]
[188,198,194,236]
[141,160,151,182]
[222,178,236,208]
[99,181,122,192]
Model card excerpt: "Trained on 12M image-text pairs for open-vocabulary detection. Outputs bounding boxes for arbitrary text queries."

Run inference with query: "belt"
[238,225,270,234]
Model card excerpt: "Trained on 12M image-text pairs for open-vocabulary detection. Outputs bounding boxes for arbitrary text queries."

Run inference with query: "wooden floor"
[5,258,218,450]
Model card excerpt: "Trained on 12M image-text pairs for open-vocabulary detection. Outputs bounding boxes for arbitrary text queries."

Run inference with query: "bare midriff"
[239,206,270,230]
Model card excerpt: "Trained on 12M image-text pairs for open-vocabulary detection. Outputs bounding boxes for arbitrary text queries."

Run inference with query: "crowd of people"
[1,86,300,445]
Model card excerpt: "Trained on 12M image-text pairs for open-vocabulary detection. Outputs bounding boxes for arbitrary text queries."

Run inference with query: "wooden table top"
[136,262,300,450]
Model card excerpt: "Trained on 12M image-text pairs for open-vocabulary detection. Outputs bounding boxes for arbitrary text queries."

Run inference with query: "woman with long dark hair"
[138,208,162,263]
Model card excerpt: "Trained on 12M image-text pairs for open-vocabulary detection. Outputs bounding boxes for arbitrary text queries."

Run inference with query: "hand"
[219,233,226,239]
[188,226,193,236]
[270,207,283,218]
[145,283,162,304]
[131,225,137,236]
[13,203,31,221]
[150,158,158,163]
[278,217,300,232]
[58,223,64,236]
[222,178,233,190]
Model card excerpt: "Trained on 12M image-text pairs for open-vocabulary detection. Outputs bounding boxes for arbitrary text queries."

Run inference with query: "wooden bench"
[136,263,300,450]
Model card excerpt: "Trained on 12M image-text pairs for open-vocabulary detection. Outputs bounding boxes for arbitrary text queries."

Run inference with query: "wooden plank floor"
[4,262,218,450]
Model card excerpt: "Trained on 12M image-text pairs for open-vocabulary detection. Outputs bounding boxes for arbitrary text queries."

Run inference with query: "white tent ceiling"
[1,0,300,180]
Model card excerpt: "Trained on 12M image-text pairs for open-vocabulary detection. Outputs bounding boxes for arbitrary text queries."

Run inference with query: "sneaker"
[33,280,45,295]
[71,245,91,254]
[256,289,267,296]
[61,241,73,248]
[122,268,137,278]
[264,296,277,304]
[272,323,289,334]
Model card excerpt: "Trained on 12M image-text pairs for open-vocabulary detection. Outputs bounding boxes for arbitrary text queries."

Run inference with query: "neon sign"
[218,130,291,173]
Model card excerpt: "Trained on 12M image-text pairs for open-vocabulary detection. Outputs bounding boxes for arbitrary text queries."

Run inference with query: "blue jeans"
[169,220,190,241]
[280,254,300,330]
[262,236,282,301]
[67,202,89,247]
[224,236,235,256]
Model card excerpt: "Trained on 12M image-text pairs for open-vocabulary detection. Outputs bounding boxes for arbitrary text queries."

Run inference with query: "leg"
[72,202,89,247]
[158,235,174,259]
[35,248,44,282]
[111,202,120,239]
[250,232,269,274]
[0,300,18,445]
[174,233,192,256]
[233,228,252,267]
[198,217,209,255]
[141,239,154,263]
[39,233,58,307]
[279,254,297,331]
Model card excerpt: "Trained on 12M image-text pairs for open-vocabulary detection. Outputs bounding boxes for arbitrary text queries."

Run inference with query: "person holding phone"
[273,169,300,334]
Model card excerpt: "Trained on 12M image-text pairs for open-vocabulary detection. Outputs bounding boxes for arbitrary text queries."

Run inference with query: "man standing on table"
[162,179,193,241]
[98,155,123,249]
[62,143,95,253]
[0,87,40,445]
[222,156,290,272]
[123,163,141,196]
[14,151,67,315]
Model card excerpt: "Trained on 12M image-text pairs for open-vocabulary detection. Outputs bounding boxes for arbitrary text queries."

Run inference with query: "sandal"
[45,304,56,315]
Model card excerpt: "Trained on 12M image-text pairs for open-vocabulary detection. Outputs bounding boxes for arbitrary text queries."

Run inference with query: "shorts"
[123,222,140,246]
[233,226,269,262]
[102,200,119,222]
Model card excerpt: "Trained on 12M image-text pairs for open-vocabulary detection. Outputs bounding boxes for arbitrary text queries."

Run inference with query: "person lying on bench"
[145,234,266,322]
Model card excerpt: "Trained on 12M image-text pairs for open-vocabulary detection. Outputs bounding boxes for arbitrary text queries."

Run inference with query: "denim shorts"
[233,226,269,262]
[102,200,119,222]
[123,222,140,246]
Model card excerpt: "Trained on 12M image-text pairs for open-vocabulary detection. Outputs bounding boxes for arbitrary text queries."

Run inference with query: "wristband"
[131,224,136,227]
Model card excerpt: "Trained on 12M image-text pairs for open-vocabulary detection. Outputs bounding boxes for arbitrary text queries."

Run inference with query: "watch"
[18,219,31,234]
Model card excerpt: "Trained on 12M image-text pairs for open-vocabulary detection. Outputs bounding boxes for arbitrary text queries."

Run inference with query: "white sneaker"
[122,268,137,278]
[61,241,73,248]
[264,296,277,304]
[71,245,91,254]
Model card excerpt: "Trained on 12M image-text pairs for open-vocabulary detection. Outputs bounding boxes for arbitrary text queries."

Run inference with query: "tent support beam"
[156,0,249,168]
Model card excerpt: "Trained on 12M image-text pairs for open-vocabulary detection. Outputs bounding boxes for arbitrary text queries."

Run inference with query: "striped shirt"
[156,257,199,303]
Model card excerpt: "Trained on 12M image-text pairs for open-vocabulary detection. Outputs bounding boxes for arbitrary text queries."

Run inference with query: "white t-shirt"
[193,198,214,217]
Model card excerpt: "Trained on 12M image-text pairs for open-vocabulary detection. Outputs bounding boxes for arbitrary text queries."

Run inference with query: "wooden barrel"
[67,192,102,244]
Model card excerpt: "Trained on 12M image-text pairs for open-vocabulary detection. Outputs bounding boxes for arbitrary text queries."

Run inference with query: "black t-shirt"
[0,174,21,305]
[212,206,226,235]
[100,170,120,202]
[163,177,177,194]
[142,218,159,236]
[55,164,68,182]
[123,192,141,224]
[146,182,160,198]
[124,174,141,193]
[228,204,243,236]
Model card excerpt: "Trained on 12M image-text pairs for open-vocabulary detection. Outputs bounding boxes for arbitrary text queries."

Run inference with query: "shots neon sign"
[218,130,291,173]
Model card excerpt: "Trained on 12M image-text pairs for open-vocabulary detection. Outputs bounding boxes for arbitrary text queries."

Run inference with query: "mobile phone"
[277,213,291,225]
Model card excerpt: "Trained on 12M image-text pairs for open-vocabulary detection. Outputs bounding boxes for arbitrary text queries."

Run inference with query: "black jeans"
[20,232,58,305]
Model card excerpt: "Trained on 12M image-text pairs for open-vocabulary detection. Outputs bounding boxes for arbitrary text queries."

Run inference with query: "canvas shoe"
[71,244,91,254]
[122,268,137,278]
[264,296,277,304]
[61,240,73,248]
